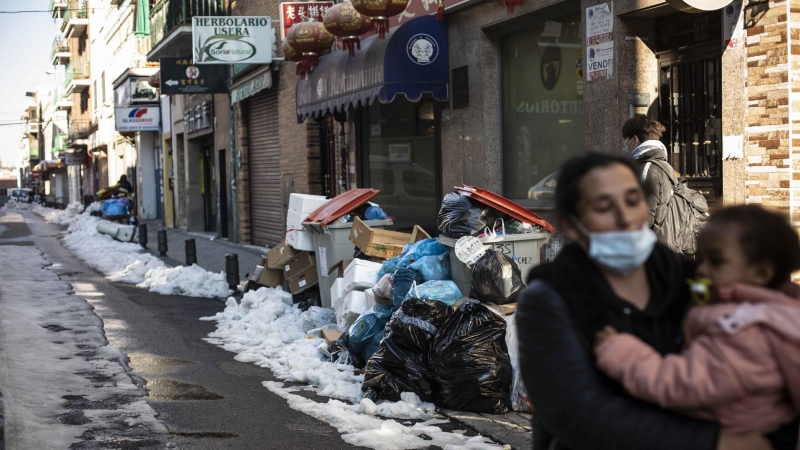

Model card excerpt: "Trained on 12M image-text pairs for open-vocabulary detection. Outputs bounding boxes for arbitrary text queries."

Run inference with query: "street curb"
[438,409,530,450]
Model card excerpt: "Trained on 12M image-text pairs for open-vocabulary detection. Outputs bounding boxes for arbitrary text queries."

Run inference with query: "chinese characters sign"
[279,2,334,40]
[159,58,228,95]
[585,3,613,81]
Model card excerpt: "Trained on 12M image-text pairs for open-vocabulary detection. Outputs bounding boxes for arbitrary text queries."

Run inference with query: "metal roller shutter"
[247,87,282,247]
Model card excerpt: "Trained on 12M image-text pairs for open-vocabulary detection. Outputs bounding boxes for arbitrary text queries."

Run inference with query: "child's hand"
[595,326,618,346]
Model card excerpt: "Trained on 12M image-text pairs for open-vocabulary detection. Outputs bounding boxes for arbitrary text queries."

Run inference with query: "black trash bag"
[437,192,501,239]
[362,298,451,403]
[329,333,366,369]
[469,250,525,305]
[293,286,321,311]
[430,299,512,414]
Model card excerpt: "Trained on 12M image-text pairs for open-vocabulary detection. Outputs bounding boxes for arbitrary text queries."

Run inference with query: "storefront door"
[357,97,441,233]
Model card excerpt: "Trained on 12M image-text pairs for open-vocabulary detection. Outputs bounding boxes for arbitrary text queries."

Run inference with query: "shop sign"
[723,0,744,49]
[279,2,333,40]
[389,144,411,163]
[64,153,83,166]
[114,77,158,107]
[184,101,213,134]
[192,16,274,64]
[407,34,439,65]
[586,3,613,82]
[115,107,160,132]
[160,58,228,95]
[231,71,273,104]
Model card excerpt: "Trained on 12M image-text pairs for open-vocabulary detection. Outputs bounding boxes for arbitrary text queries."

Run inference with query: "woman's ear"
[750,261,776,287]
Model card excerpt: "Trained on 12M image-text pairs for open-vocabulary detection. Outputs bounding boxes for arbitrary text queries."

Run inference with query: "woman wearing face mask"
[516,152,798,450]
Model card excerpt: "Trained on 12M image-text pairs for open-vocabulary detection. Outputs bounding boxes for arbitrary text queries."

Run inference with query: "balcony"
[67,119,90,148]
[52,133,68,158]
[65,58,90,94]
[27,122,39,136]
[61,0,88,39]
[50,0,68,18]
[51,36,70,65]
[148,0,225,62]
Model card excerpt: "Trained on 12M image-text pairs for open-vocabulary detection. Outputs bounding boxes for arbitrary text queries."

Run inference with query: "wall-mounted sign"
[586,3,613,82]
[389,143,411,163]
[192,16,274,64]
[115,107,161,132]
[184,100,213,134]
[115,77,158,107]
[160,58,228,95]
[64,153,83,166]
[279,2,333,40]
[231,71,272,104]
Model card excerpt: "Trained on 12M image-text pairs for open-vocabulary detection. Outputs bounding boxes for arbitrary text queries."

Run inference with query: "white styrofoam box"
[286,209,310,231]
[286,229,314,252]
[336,290,368,331]
[330,278,346,311]
[289,193,330,215]
[343,259,383,295]
[365,288,377,309]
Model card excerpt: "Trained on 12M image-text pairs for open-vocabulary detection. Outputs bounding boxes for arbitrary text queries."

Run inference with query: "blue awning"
[296,15,449,121]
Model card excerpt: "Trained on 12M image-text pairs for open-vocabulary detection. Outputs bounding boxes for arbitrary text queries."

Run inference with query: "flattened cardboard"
[267,240,300,269]
[257,266,283,288]
[287,266,319,294]
[320,329,343,346]
[285,251,316,278]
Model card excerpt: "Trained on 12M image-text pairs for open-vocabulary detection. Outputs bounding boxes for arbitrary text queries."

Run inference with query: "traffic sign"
[159,58,228,95]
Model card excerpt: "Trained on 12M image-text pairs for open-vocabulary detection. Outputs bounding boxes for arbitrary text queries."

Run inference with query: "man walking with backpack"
[622,116,709,256]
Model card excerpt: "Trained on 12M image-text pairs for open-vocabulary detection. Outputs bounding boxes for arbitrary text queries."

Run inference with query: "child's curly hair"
[707,205,800,288]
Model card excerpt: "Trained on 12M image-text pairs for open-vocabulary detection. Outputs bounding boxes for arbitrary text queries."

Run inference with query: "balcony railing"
[50,0,68,18]
[61,0,87,33]
[52,133,68,157]
[68,119,90,142]
[51,36,70,63]
[150,0,225,48]
[64,58,89,88]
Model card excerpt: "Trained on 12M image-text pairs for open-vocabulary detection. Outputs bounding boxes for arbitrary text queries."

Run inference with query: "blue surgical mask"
[572,217,657,275]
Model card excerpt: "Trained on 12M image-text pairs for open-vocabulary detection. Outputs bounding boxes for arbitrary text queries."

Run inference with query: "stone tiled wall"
[791,2,800,224]
[744,0,792,219]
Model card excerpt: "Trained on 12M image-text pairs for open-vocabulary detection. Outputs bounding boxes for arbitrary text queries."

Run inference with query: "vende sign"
[115,107,160,132]
[279,3,333,40]
[192,16,273,64]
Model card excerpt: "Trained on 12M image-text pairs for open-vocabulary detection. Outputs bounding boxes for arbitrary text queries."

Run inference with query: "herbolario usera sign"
[192,16,274,64]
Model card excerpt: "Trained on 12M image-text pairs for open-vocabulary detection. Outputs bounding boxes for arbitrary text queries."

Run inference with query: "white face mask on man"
[572,217,657,276]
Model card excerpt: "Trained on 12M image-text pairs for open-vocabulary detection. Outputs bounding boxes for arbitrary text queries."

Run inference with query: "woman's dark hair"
[119,175,128,181]
[622,115,667,142]
[555,152,644,217]
[707,205,800,288]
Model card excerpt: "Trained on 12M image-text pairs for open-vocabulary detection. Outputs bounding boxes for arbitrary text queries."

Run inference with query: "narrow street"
[0,208,360,449]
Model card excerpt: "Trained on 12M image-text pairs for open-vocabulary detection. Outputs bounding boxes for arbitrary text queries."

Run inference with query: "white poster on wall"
[587,41,613,81]
[389,144,411,163]
[723,0,744,49]
[586,3,613,45]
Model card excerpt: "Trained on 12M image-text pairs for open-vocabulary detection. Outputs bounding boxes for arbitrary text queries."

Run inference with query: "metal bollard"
[138,224,148,248]
[157,229,168,256]
[225,254,239,290]
[185,238,197,266]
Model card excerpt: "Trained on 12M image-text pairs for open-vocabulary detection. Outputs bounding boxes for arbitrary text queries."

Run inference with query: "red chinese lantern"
[350,0,410,39]
[501,0,523,14]
[287,19,335,75]
[323,3,372,57]
[282,38,309,79]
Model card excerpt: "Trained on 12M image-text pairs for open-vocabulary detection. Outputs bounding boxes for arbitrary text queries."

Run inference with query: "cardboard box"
[258,266,284,288]
[320,328,343,346]
[349,216,431,259]
[267,240,300,269]
[284,251,316,278]
[288,193,330,215]
[287,265,319,294]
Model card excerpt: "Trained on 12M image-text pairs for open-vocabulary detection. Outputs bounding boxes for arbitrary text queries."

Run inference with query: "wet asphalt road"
[0,209,361,450]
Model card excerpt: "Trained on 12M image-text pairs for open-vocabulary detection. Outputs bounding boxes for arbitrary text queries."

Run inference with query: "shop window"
[501,10,583,202]
[403,170,435,198]
[370,169,395,195]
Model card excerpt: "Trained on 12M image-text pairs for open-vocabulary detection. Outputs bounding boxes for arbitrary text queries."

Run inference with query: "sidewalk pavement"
[137,220,534,449]
[139,220,266,284]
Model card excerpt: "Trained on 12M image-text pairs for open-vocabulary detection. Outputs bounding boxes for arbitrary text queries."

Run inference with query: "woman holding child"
[517,152,800,450]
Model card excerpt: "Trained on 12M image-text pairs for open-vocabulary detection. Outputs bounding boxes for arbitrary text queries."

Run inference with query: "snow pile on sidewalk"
[2,199,35,210]
[202,287,504,450]
[36,202,232,298]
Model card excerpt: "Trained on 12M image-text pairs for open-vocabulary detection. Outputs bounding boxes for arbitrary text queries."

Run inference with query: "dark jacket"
[630,141,673,229]
[517,243,800,449]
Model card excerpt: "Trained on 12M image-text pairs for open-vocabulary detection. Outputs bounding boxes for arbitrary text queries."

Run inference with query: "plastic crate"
[304,219,392,308]
[438,233,549,297]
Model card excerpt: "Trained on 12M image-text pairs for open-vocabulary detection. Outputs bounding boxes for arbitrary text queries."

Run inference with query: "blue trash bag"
[396,238,448,268]
[365,205,388,220]
[348,305,394,362]
[409,253,451,281]
[104,201,127,216]
[393,267,424,310]
[102,199,116,213]
[404,280,462,306]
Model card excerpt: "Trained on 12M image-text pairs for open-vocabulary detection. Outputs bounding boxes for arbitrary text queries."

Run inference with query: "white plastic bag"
[506,314,534,413]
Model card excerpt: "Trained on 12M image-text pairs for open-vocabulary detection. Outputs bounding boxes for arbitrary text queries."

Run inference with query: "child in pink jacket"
[594,205,800,434]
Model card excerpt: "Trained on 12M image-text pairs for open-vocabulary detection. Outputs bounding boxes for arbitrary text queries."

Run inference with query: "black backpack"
[650,161,710,256]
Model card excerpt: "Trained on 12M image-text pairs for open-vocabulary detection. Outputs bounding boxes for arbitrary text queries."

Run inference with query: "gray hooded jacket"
[629,140,674,229]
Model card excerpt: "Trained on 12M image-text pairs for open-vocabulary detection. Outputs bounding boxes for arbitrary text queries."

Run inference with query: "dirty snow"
[1,198,35,210]
[0,245,168,449]
[202,287,505,450]
[32,202,231,298]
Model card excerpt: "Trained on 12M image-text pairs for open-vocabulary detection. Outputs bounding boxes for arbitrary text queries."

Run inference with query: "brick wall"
[791,2,800,224]
[745,0,792,219]
[234,101,252,244]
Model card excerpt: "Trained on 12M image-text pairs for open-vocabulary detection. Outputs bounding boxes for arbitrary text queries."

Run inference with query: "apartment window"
[101,71,106,104]
[93,81,98,110]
